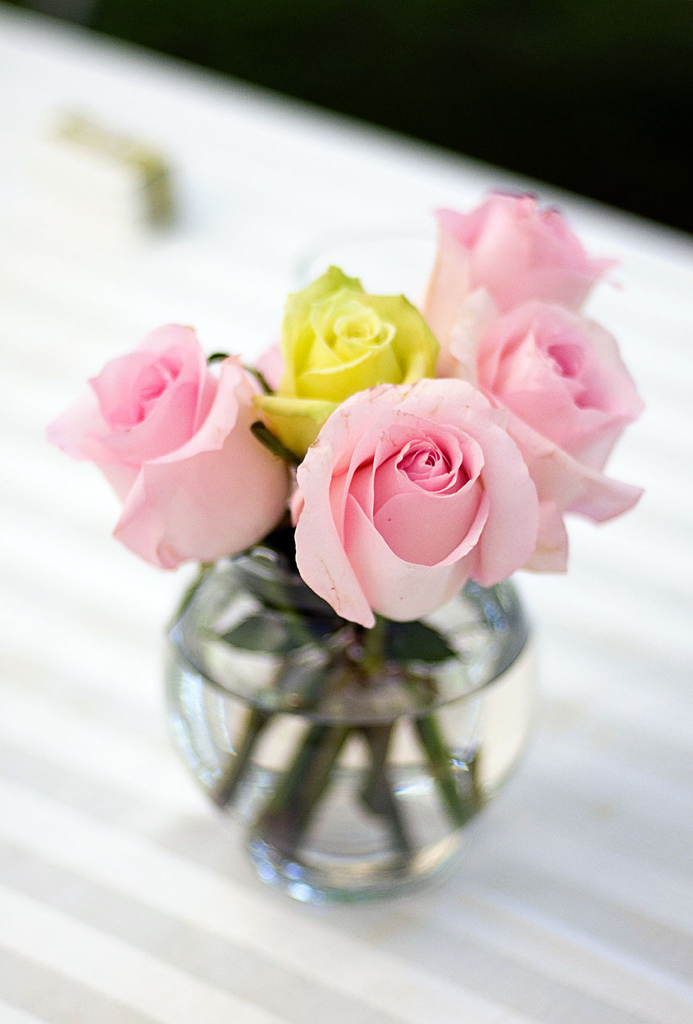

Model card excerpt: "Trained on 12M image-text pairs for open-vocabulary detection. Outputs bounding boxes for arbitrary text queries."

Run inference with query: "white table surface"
[1,5,693,1023]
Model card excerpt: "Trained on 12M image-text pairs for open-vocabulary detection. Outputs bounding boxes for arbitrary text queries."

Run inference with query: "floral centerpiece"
[48,194,643,900]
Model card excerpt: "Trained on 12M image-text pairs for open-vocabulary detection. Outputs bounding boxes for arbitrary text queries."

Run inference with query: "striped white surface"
[1,5,693,1023]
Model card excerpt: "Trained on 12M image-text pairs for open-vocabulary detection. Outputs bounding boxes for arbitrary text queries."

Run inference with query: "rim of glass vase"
[168,556,531,726]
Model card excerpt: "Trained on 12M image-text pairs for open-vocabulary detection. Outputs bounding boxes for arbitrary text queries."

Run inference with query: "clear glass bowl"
[165,543,536,902]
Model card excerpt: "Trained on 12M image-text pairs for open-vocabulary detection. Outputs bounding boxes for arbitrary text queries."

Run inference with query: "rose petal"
[524,501,569,572]
[47,390,113,463]
[422,221,473,378]
[374,482,486,566]
[295,436,375,628]
[345,494,473,621]
[508,412,643,523]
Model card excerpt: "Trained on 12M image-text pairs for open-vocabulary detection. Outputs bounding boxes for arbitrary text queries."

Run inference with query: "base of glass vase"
[246,833,464,903]
[231,762,473,903]
[245,824,466,906]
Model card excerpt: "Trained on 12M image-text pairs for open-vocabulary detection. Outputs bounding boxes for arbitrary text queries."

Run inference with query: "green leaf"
[207,352,229,364]
[384,620,456,664]
[250,421,301,466]
[221,609,331,654]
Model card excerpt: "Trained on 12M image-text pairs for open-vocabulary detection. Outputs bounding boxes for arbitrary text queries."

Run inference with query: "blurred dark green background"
[13,0,693,233]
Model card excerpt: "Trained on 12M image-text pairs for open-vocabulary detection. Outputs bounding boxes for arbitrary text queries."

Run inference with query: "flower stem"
[413,713,480,828]
[360,614,387,675]
[211,706,272,808]
[359,724,412,858]
[252,722,351,854]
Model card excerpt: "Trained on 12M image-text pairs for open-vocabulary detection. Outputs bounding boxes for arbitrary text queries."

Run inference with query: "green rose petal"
[253,394,338,456]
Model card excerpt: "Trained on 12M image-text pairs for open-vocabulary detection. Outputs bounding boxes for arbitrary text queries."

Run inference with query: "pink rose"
[424,193,614,374]
[293,379,539,627]
[451,301,644,570]
[47,325,289,568]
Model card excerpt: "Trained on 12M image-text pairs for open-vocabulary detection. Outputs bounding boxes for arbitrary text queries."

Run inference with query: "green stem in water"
[253,722,351,854]
[211,706,272,808]
[359,724,412,858]
[360,614,388,676]
[467,746,484,813]
[413,713,480,828]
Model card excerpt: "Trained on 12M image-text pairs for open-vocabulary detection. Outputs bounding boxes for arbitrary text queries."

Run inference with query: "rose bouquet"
[48,193,643,898]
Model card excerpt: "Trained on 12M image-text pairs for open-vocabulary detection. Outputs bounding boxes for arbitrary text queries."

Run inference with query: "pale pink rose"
[293,379,539,627]
[425,193,614,374]
[450,301,644,570]
[47,325,289,568]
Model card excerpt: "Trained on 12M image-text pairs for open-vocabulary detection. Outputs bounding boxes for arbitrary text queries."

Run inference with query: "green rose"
[255,267,439,457]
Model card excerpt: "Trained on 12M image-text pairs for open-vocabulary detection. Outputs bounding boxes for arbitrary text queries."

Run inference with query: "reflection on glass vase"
[165,530,535,903]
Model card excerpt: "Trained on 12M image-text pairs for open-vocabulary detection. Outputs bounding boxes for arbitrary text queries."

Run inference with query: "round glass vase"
[166,541,535,903]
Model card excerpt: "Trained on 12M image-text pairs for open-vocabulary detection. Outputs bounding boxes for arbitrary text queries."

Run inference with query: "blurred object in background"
[27,112,174,248]
[9,0,693,234]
